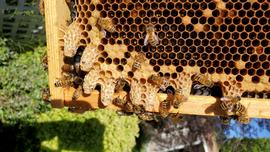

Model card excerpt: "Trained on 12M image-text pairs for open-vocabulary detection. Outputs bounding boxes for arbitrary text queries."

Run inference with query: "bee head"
[146,25,155,32]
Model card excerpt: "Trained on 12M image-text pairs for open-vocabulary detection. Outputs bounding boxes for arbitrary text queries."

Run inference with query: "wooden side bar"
[44,0,70,107]
[64,89,270,119]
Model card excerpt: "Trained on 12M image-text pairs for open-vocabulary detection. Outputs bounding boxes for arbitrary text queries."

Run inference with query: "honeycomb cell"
[153,65,160,72]
[265,10,270,17]
[259,54,266,61]
[165,46,172,53]
[98,57,105,63]
[262,62,270,69]
[157,46,164,52]
[216,67,223,74]
[123,11,130,18]
[256,69,264,76]
[128,71,134,78]
[151,2,158,10]
[149,59,156,66]
[121,58,127,65]
[109,38,115,45]
[184,2,191,10]
[165,59,171,66]
[135,45,141,52]
[172,59,180,66]
[243,2,251,10]
[161,53,168,59]
[261,2,269,10]
[205,60,211,67]
[224,68,231,75]
[236,75,243,82]
[105,58,112,64]
[202,39,209,46]
[250,18,258,25]
[252,2,260,10]
[225,53,233,61]
[176,66,183,72]
[200,67,207,74]
[252,40,260,47]
[113,58,120,65]
[199,16,207,24]
[220,60,227,67]
[252,76,260,83]
[240,69,247,76]
[96,4,103,11]
[248,69,255,76]
[237,10,245,18]
[123,39,130,45]
[162,39,169,45]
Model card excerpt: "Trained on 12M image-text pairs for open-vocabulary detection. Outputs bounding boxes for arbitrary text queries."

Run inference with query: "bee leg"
[220,116,231,125]
[237,115,250,124]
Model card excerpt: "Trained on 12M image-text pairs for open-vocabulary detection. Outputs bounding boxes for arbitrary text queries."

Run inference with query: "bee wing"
[153,32,160,44]
[220,97,230,102]
[193,84,203,89]
[144,34,149,46]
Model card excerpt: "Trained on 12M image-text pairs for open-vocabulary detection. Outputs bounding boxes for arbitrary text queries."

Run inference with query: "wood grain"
[64,88,270,118]
[44,0,70,107]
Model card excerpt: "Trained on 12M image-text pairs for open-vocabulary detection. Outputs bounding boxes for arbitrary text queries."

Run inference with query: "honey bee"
[192,73,214,88]
[148,75,170,91]
[55,76,74,88]
[112,97,127,107]
[61,64,75,73]
[144,25,159,46]
[72,85,83,101]
[65,0,77,23]
[133,104,145,114]
[114,78,128,93]
[159,99,171,118]
[41,54,48,71]
[234,103,247,116]
[41,88,50,102]
[124,101,134,113]
[138,112,155,121]
[80,45,98,72]
[96,17,116,37]
[173,89,187,109]
[220,96,241,115]
[192,84,211,96]
[132,52,146,71]
[55,75,82,88]
[38,0,44,16]
[169,113,184,124]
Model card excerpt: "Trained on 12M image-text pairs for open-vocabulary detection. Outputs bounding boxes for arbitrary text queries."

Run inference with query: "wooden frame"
[44,0,270,118]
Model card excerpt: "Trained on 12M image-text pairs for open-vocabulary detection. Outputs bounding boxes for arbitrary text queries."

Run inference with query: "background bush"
[0,37,140,152]
[0,39,50,124]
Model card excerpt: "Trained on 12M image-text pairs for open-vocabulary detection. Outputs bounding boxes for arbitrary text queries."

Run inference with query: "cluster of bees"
[40,0,252,125]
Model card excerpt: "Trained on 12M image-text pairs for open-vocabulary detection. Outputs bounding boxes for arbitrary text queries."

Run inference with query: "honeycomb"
[59,0,270,114]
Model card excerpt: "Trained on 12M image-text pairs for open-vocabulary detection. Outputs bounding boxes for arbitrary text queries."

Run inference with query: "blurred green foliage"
[1,109,139,152]
[37,109,139,152]
[220,138,270,152]
[0,37,140,151]
[0,38,50,124]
